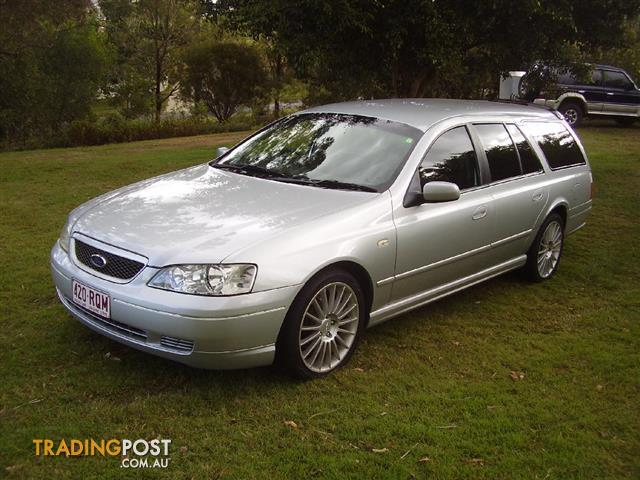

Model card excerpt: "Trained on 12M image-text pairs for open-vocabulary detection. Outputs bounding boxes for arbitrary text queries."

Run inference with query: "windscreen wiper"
[213,163,285,178]
[214,164,376,192]
[279,177,378,192]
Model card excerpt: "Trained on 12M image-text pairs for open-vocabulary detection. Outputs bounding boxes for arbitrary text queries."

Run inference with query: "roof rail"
[489,98,563,118]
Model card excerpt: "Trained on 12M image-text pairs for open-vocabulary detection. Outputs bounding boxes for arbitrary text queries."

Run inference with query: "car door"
[602,70,640,115]
[391,125,496,302]
[470,123,548,263]
[579,69,605,114]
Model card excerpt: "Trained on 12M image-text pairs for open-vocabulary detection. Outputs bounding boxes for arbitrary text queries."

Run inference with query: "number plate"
[72,280,111,319]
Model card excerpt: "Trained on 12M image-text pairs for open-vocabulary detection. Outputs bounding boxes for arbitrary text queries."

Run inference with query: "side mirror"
[216,146,230,158]
[423,181,460,202]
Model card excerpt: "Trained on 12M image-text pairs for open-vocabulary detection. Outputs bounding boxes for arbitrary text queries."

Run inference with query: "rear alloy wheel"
[277,269,365,378]
[558,101,583,127]
[525,213,565,282]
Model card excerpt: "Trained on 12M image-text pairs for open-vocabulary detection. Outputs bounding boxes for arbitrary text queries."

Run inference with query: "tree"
[0,1,110,143]
[181,40,268,121]
[587,14,640,83]
[101,0,199,121]
[212,0,640,101]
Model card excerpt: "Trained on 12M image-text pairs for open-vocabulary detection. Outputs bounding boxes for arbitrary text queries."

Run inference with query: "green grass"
[1,124,639,479]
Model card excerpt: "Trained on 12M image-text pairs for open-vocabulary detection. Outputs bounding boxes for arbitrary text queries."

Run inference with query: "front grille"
[75,239,144,280]
[160,336,195,353]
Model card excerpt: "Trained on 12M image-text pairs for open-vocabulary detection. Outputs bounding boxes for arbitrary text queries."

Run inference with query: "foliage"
[587,14,640,83]
[181,40,268,122]
[0,2,111,143]
[101,0,200,121]
[1,113,258,150]
[213,0,640,101]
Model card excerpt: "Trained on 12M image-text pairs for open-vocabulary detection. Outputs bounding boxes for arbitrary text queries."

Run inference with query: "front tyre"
[525,213,565,282]
[277,269,365,379]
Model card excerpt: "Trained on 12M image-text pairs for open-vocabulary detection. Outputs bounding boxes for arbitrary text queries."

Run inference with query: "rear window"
[474,124,521,182]
[520,122,586,170]
[505,124,543,174]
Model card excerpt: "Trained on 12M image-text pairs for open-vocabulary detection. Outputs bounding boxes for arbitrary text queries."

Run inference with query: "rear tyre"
[276,268,365,379]
[558,101,583,128]
[525,213,565,282]
[615,117,636,127]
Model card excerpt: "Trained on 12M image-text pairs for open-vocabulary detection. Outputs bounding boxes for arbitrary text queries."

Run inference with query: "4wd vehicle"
[521,64,640,127]
[52,99,593,378]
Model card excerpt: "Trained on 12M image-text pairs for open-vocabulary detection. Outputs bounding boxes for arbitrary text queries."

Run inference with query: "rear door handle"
[532,191,544,202]
[606,92,615,96]
[472,205,488,220]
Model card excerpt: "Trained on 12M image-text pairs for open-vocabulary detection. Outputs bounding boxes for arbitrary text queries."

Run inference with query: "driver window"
[419,126,479,190]
[604,71,633,90]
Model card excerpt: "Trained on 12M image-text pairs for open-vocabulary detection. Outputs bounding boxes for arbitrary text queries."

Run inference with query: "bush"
[14,114,261,150]
[181,40,269,122]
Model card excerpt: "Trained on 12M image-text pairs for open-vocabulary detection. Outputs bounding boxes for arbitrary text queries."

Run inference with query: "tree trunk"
[273,53,283,118]
[155,52,162,122]
[152,0,162,123]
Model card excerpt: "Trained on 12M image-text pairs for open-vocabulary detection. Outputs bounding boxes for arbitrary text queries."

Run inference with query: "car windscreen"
[213,113,423,192]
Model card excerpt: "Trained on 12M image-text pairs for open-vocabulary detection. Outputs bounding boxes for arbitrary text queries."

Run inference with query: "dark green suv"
[521,64,639,127]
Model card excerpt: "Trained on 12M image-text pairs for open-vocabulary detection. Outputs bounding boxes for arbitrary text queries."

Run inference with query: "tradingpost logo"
[33,438,172,469]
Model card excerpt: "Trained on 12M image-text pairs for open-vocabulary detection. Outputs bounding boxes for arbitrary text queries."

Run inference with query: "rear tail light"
[589,173,595,199]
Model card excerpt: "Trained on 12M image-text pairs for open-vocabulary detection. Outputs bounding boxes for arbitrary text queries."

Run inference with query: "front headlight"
[59,217,74,252]
[148,264,257,296]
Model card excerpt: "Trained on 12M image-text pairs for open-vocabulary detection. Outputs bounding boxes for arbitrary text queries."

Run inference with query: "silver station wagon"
[51,99,593,378]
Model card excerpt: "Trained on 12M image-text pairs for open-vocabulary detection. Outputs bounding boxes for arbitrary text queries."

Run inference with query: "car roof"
[301,98,558,131]
[593,63,626,72]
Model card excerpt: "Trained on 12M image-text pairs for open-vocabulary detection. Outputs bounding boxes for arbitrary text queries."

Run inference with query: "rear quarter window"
[521,122,586,170]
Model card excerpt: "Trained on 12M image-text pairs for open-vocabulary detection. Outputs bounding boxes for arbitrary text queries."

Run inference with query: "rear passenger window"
[475,124,521,182]
[419,126,479,190]
[506,124,543,174]
[521,122,586,169]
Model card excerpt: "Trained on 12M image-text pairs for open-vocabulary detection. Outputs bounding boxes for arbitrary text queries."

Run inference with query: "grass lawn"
[0,124,638,479]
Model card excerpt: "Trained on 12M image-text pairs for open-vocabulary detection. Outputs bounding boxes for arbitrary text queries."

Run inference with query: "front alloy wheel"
[277,269,365,378]
[299,282,359,373]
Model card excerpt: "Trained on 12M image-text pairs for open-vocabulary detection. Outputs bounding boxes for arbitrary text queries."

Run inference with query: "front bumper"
[51,241,299,369]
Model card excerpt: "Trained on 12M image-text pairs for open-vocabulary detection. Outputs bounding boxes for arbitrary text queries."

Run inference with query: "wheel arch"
[528,200,568,251]
[284,260,375,322]
[549,203,568,228]
[557,94,587,115]
[308,261,374,318]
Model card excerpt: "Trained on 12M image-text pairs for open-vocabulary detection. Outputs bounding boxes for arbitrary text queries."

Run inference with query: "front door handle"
[472,205,488,220]
[606,92,615,96]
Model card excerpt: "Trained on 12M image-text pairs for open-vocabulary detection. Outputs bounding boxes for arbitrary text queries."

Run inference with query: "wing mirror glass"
[216,147,230,158]
[422,181,460,202]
